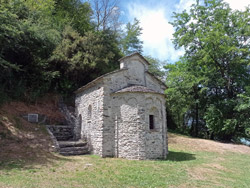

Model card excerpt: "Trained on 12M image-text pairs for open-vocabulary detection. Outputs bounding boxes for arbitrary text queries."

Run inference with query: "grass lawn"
[1,133,250,188]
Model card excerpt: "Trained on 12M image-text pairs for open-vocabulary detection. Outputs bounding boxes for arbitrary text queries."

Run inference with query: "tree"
[53,0,94,35]
[170,0,250,140]
[50,26,122,94]
[234,88,250,139]
[0,1,61,102]
[165,58,208,136]
[145,56,166,79]
[0,0,124,103]
[121,18,143,55]
[24,0,55,16]
[92,0,121,31]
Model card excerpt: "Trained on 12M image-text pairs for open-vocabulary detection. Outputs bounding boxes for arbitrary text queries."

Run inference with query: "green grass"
[1,136,250,188]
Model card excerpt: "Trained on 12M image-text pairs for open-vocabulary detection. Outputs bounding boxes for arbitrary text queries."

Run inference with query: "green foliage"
[204,105,223,137]
[165,58,208,136]
[169,0,250,140]
[246,128,250,137]
[121,18,143,55]
[234,92,250,138]
[53,0,93,35]
[0,1,61,102]
[145,56,166,79]
[50,26,122,94]
[0,0,123,102]
[24,0,55,16]
[0,2,23,70]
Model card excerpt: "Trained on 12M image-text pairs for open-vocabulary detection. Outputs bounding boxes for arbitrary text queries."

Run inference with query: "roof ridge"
[118,52,150,65]
[75,68,127,94]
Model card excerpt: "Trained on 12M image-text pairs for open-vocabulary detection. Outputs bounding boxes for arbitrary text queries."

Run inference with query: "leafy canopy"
[168,0,250,140]
[121,18,143,55]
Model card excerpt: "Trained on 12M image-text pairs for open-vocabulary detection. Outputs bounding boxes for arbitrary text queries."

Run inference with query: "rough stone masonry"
[75,53,168,160]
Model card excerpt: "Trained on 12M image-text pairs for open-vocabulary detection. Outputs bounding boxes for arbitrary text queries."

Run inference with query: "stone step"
[51,131,73,134]
[59,146,88,152]
[48,124,89,155]
[53,132,73,137]
[59,150,89,156]
[58,140,87,148]
[48,125,73,127]
[48,125,74,142]
[50,125,73,127]
[48,125,73,129]
[55,135,74,141]
[49,127,73,132]
[59,146,89,156]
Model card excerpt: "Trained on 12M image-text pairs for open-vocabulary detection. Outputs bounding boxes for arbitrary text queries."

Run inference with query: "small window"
[88,105,92,119]
[79,114,82,126]
[149,115,154,130]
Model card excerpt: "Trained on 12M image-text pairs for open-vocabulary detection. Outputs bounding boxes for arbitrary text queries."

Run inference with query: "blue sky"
[117,0,250,63]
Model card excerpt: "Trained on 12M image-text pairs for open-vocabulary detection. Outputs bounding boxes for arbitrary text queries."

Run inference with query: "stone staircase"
[48,125,74,141]
[47,98,88,156]
[58,140,88,156]
[47,99,89,156]
[47,125,89,156]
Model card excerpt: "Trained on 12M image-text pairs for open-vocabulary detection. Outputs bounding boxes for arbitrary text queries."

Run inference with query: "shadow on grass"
[166,151,196,161]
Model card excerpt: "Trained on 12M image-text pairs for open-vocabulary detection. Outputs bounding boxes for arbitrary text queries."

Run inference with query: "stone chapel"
[75,53,168,160]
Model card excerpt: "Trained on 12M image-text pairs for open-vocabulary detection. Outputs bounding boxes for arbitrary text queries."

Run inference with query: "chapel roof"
[75,68,127,94]
[119,52,150,65]
[114,85,164,95]
[75,53,167,94]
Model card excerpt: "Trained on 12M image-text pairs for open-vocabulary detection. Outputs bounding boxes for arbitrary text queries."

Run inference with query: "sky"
[119,0,250,63]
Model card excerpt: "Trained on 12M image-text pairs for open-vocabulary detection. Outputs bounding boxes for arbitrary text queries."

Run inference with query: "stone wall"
[144,96,167,159]
[114,96,140,159]
[145,72,166,93]
[111,92,167,160]
[107,63,165,95]
[75,82,104,156]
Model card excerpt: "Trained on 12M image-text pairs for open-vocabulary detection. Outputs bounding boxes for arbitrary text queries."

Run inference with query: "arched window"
[88,105,92,119]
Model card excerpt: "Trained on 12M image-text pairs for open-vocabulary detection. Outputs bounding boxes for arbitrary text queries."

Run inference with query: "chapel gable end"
[119,52,149,71]
[118,52,150,86]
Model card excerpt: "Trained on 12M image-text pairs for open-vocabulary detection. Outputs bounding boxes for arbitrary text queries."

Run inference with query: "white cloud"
[124,0,249,62]
[175,0,196,12]
[224,0,250,10]
[127,3,184,62]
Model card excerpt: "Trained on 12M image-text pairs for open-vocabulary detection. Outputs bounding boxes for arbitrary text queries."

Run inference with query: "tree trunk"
[194,102,199,137]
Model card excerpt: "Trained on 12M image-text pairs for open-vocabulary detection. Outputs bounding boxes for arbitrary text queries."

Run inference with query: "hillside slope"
[0,96,65,164]
[0,103,250,188]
